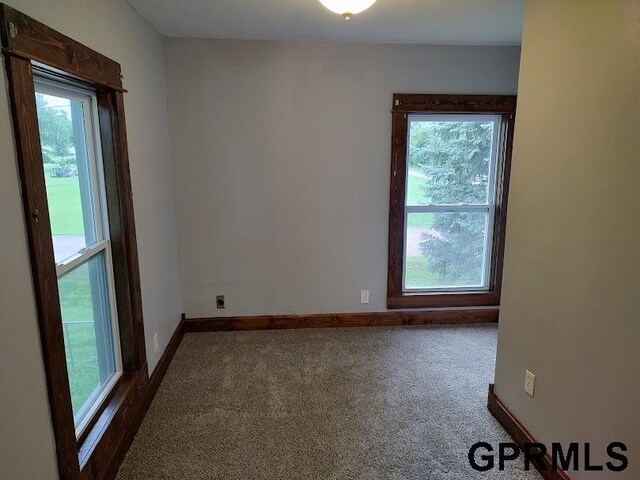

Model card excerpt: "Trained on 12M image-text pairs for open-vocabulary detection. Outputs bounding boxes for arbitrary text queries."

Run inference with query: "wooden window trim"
[387,93,516,309]
[0,5,147,480]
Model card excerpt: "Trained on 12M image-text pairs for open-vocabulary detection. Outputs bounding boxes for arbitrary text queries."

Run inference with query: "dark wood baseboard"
[141,315,185,408]
[487,384,572,480]
[102,315,185,480]
[184,308,498,332]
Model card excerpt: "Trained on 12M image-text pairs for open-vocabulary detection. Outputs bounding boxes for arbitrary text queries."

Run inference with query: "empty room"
[0,0,638,479]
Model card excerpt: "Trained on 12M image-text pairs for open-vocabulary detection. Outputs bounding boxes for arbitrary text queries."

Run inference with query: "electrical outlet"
[216,295,225,309]
[360,289,370,304]
[153,333,159,353]
[524,370,536,397]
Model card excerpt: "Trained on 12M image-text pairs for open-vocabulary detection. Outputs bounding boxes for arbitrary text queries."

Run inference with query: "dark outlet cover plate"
[216,295,225,309]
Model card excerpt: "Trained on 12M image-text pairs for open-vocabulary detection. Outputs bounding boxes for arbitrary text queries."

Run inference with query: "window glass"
[36,92,98,263]
[406,119,495,206]
[405,211,489,289]
[58,253,117,420]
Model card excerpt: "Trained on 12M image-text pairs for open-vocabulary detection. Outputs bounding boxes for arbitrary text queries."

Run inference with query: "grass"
[407,169,430,205]
[58,261,102,418]
[404,172,442,288]
[404,255,440,289]
[407,212,434,228]
[43,163,85,235]
[406,169,434,228]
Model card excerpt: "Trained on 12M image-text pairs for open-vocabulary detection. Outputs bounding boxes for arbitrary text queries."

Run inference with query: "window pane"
[406,118,496,205]
[58,252,117,425]
[404,211,489,290]
[36,92,98,263]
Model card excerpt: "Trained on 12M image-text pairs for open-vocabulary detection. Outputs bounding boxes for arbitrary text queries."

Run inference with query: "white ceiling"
[128,0,524,45]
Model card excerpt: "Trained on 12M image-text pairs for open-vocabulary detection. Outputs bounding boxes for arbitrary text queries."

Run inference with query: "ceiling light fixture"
[318,0,378,21]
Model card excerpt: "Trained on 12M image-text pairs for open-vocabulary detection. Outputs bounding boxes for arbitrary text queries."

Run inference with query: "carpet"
[116,324,541,479]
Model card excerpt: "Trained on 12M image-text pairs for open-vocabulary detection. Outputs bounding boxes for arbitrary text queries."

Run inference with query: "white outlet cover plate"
[524,370,535,397]
[360,290,370,304]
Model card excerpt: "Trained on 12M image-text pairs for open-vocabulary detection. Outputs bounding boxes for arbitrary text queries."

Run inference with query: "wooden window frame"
[0,5,147,479]
[387,94,516,309]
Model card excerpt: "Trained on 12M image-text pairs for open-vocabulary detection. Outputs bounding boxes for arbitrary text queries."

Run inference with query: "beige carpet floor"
[116,324,541,479]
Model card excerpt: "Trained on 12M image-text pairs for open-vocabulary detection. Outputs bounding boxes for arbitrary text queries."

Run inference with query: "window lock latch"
[8,22,17,39]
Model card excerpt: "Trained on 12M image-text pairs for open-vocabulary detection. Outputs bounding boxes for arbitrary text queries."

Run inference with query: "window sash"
[406,113,501,208]
[402,206,495,292]
[56,239,108,277]
[35,78,110,257]
[406,204,492,213]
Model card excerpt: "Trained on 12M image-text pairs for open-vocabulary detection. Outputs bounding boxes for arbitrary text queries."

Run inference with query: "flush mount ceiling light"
[318,0,378,20]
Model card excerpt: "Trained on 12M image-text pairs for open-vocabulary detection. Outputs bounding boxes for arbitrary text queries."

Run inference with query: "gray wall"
[0,1,182,478]
[494,1,640,479]
[165,39,521,317]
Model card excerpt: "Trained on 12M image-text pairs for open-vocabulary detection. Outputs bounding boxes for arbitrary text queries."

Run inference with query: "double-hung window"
[387,94,516,309]
[2,5,148,477]
[35,79,122,436]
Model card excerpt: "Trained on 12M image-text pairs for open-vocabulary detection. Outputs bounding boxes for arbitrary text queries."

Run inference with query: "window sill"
[78,367,147,471]
[387,290,500,309]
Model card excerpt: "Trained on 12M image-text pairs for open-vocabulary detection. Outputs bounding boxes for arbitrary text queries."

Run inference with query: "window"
[387,94,516,309]
[35,80,122,436]
[1,5,148,479]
